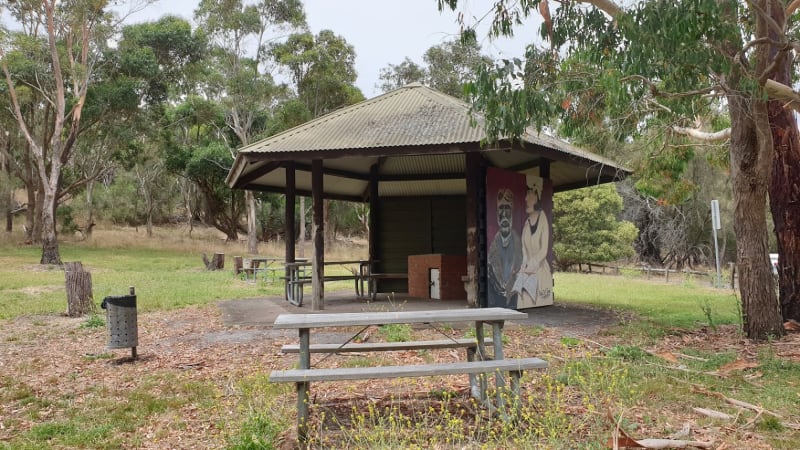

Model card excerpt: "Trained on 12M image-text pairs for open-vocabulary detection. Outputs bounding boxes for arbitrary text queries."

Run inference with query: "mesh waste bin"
[101,287,138,358]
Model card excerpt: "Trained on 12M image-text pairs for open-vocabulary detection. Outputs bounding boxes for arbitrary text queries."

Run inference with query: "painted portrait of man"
[486,168,553,309]
[486,168,526,308]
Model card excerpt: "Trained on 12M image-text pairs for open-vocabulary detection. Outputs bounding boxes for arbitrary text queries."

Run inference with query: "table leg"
[285,266,303,307]
[475,321,486,360]
[492,321,506,411]
[473,321,489,403]
[297,328,311,442]
[297,381,309,442]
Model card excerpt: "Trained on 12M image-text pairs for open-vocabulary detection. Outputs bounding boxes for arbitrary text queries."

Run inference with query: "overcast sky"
[124,0,540,97]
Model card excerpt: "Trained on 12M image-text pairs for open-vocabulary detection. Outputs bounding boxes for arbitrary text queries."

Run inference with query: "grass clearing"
[0,225,797,448]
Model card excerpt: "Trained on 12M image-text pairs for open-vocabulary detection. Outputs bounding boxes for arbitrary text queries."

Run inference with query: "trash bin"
[101,286,138,358]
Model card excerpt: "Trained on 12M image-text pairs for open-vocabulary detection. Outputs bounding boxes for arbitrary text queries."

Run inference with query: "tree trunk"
[32,177,44,245]
[21,140,35,242]
[84,179,94,239]
[323,199,333,248]
[146,212,153,238]
[727,89,784,340]
[40,189,61,265]
[65,261,93,317]
[202,252,225,270]
[766,1,800,322]
[246,190,258,254]
[3,144,11,233]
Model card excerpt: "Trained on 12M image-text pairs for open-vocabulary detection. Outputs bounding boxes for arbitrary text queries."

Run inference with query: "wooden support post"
[233,256,243,275]
[465,152,481,307]
[368,163,380,293]
[285,162,296,264]
[311,159,324,310]
[65,261,93,317]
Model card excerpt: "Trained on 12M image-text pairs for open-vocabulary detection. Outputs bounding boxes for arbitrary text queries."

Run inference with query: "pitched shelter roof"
[226,83,629,201]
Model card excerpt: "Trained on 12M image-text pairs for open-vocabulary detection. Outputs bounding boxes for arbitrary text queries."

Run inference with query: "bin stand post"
[129,286,136,359]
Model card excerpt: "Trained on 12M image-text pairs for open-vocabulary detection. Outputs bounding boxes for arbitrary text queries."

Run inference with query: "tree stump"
[65,261,93,317]
[202,252,225,270]
[233,256,243,275]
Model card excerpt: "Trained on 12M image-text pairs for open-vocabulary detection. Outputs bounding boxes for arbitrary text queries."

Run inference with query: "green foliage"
[270,29,364,117]
[379,324,413,343]
[57,205,80,235]
[93,171,146,226]
[553,184,637,269]
[80,314,105,329]
[378,57,426,92]
[559,336,581,347]
[118,15,207,103]
[605,345,650,361]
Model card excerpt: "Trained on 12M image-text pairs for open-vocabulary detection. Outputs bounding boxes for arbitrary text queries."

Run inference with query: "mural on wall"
[486,167,554,309]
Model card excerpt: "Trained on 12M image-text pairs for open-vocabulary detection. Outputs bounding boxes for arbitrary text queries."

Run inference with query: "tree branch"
[764,78,800,112]
[672,126,731,142]
[578,0,624,18]
[788,0,800,16]
[745,0,786,39]
[621,75,721,99]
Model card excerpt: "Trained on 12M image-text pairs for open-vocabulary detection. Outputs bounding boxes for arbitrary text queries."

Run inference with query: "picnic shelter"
[225,83,630,310]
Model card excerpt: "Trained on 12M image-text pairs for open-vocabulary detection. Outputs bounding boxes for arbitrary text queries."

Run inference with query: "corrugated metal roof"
[238,83,482,153]
[227,83,631,199]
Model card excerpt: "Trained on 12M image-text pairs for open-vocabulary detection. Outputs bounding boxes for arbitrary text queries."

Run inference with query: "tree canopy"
[438,0,793,340]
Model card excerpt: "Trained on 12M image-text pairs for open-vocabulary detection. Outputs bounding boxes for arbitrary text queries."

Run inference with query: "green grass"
[0,372,220,449]
[553,272,741,328]
[0,244,284,319]
[2,234,797,448]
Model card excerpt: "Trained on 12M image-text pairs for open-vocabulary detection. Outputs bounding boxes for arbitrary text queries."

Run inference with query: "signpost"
[711,200,721,287]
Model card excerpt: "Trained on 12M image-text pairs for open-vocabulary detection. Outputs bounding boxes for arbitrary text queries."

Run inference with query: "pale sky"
[124,0,540,98]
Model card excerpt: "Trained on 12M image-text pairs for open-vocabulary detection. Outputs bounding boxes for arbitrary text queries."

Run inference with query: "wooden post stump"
[233,256,243,275]
[202,252,225,271]
[65,261,93,317]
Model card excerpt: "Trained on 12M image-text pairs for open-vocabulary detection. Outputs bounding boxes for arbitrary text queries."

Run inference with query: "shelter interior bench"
[283,260,370,306]
[366,272,408,300]
[269,308,547,442]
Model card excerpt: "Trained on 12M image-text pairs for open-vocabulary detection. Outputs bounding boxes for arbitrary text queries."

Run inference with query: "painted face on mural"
[497,189,513,238]
[525,185,541,215]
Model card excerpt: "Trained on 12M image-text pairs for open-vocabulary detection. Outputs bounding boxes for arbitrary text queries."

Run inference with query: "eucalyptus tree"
[113,16,206,237]
[0,0,118,264]
[194,0,305,253]
[163,96,244,241]
[378,57,426,93]
[269,29,364,245]
[438,0,795,339]
[378,38,493,99]
[270,29,363,117]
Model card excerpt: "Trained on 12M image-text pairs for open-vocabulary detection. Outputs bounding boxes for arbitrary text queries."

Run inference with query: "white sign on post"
[711,199,721,230]
[711,199,721,287]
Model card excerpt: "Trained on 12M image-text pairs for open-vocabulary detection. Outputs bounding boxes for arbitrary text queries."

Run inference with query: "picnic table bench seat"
[269,357,548,383]
[281,338,493,354]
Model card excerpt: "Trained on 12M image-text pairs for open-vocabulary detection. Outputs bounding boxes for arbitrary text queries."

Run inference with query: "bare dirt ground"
[1,297,798,449]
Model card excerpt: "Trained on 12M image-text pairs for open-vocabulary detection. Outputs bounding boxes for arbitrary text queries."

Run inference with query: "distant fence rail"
[568,262,738,289]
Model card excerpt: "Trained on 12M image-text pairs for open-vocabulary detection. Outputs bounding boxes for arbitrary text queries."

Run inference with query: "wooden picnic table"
[245,257,284,283]
[270,307,546,442]
[283,259,371,306]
